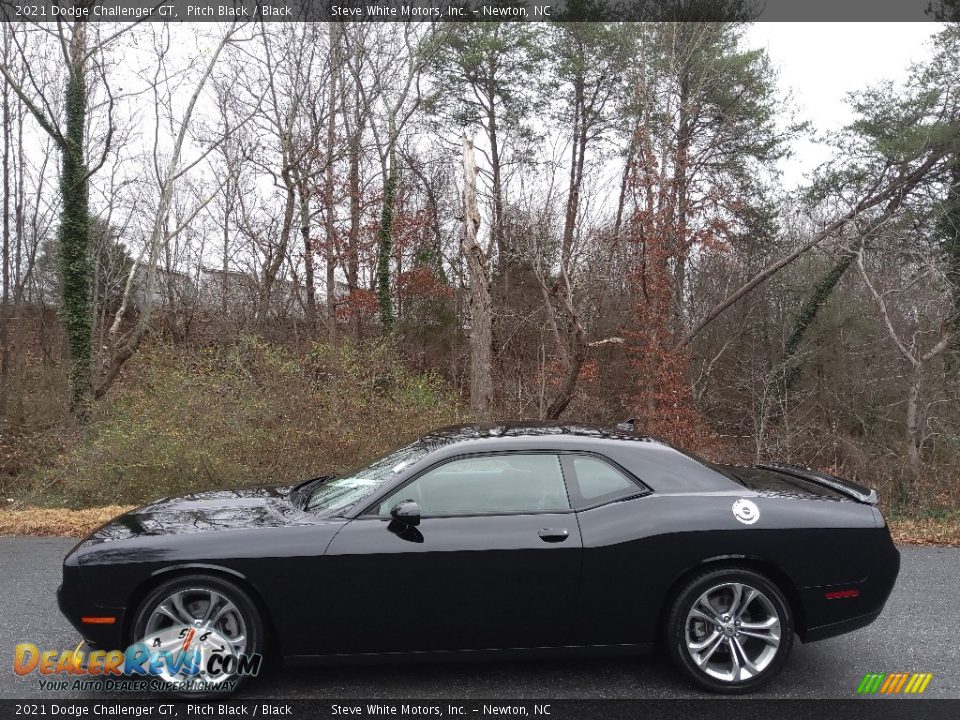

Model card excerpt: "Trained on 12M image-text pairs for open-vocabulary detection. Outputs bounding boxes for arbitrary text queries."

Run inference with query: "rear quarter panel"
[573,492,897,645]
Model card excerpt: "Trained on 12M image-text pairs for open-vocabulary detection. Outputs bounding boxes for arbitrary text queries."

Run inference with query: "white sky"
[746,22,944,187]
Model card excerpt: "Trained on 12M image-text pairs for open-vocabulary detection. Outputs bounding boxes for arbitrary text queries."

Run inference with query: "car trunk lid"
[755,463,878,505]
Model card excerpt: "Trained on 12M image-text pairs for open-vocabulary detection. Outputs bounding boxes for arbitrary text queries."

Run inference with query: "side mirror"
[389,500,421,527]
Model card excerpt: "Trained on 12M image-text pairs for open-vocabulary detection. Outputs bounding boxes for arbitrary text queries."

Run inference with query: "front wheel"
[131,574,265,694]
[666,567,794,694]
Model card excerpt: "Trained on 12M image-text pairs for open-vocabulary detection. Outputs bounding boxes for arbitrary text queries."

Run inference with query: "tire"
[131,574,265,694]
[666,567,794,694]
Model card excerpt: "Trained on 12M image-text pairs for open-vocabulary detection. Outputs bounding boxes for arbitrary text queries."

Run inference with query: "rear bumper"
[799,540,899,643]
[803,607,883,642]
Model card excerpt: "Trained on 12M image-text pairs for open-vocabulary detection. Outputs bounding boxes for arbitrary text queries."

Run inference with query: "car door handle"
[538,528,569,543]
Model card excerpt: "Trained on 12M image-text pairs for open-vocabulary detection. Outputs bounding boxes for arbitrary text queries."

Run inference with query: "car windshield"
[302,443,427,516]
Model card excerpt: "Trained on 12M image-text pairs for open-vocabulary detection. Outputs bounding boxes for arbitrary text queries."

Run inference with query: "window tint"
[377,454,569,516]
[572,456,637,501]
[303,443,428,515]
[629,446,735,492]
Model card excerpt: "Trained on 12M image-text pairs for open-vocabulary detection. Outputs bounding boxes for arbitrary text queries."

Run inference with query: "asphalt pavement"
[0,537,956,699]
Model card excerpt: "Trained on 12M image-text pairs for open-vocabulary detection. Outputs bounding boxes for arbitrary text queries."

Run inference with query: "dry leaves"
[0,506,135,537]
[888,517,960,548]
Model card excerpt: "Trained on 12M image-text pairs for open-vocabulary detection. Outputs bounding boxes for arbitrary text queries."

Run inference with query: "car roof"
[414,421,666,452]
[422,420,647,438]
[409,422,739,495]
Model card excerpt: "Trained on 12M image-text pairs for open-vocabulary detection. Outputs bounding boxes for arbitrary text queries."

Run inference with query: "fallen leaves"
[888,516,960,548]
[0,506,135,537]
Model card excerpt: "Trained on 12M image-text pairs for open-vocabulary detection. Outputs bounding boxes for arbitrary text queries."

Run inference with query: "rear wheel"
[666,567,793,693]
[132,574,264,694]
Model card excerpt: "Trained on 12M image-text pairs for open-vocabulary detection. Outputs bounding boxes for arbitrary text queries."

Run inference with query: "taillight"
[824,589,860,599]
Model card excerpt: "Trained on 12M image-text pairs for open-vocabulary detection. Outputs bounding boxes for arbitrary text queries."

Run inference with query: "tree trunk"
[0,59,9,420]
[298,178,317,329]
[345,131,361,338]
[544,73,590,420]
[778,245,859,391]
[260,170,296,320]
[486,89,508,375]
[901,363,924,507]
[221,196,231,317]
[942,156,960,358]
[60,21,93,416]
[324,22,341,342]
[376,130,397,331]
[613,124,639,240]
[544,305,585,419]
[561,76,584,268]
[672,70,691,331]
[487,89,506,263]
[11,101,24,425]
[462,136,493,421]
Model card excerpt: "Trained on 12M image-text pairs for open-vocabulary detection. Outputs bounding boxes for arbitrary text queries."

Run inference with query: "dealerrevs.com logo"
[14,625,262,693]
[857,673,933,695]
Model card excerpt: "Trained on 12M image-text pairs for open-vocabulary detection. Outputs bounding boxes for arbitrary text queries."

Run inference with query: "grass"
[887,510,960,547]
[6,336,464,509]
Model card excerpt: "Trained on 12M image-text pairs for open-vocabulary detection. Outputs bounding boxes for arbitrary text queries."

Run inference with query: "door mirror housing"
[389,500,421,527]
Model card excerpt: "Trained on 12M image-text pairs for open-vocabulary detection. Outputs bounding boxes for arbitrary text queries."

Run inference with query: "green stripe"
[857,673,885,694]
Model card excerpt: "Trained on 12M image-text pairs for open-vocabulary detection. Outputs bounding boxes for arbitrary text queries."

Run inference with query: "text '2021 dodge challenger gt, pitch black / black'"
[57,422,900,694]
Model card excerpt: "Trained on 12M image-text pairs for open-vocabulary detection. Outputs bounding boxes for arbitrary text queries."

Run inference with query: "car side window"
[376,454,570,517]
[566,455,642,508]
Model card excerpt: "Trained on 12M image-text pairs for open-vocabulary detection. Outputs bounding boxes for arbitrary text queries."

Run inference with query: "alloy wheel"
[142,586,248,687]
[683,582,782,683]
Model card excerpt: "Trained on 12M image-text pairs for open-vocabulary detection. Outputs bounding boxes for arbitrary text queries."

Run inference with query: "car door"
[562,453,654,647]
[318,452,583,655]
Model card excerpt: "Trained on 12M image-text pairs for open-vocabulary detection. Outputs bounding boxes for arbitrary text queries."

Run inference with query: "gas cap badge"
[732,498,760,525]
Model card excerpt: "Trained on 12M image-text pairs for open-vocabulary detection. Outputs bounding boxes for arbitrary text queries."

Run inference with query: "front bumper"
[56,580,126,649]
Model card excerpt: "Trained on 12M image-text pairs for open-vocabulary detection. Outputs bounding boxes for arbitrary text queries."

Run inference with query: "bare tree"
[252,24,328,324]
[100,23,245,397]
[462,135,492,420]
[857,244,953,486]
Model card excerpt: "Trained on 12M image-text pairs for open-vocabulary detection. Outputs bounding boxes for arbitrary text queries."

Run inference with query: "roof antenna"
[616,418,636,432]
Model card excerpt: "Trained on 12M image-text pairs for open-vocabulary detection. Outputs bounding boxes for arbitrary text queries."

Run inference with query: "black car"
[58,422,900,693]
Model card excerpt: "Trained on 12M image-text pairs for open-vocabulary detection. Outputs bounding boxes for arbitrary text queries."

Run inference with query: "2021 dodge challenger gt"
[58,423,900,693]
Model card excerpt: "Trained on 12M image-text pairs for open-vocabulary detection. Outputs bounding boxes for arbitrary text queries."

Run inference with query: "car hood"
[84,484,298,544]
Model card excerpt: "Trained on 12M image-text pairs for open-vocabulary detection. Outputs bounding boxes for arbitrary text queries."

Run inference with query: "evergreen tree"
[428,16,546,265]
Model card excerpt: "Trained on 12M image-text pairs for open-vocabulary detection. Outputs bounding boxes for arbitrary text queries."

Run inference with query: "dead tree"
[461,135,493,421]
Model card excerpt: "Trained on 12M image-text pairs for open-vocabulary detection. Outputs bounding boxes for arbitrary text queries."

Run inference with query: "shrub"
[20,337,464,508]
